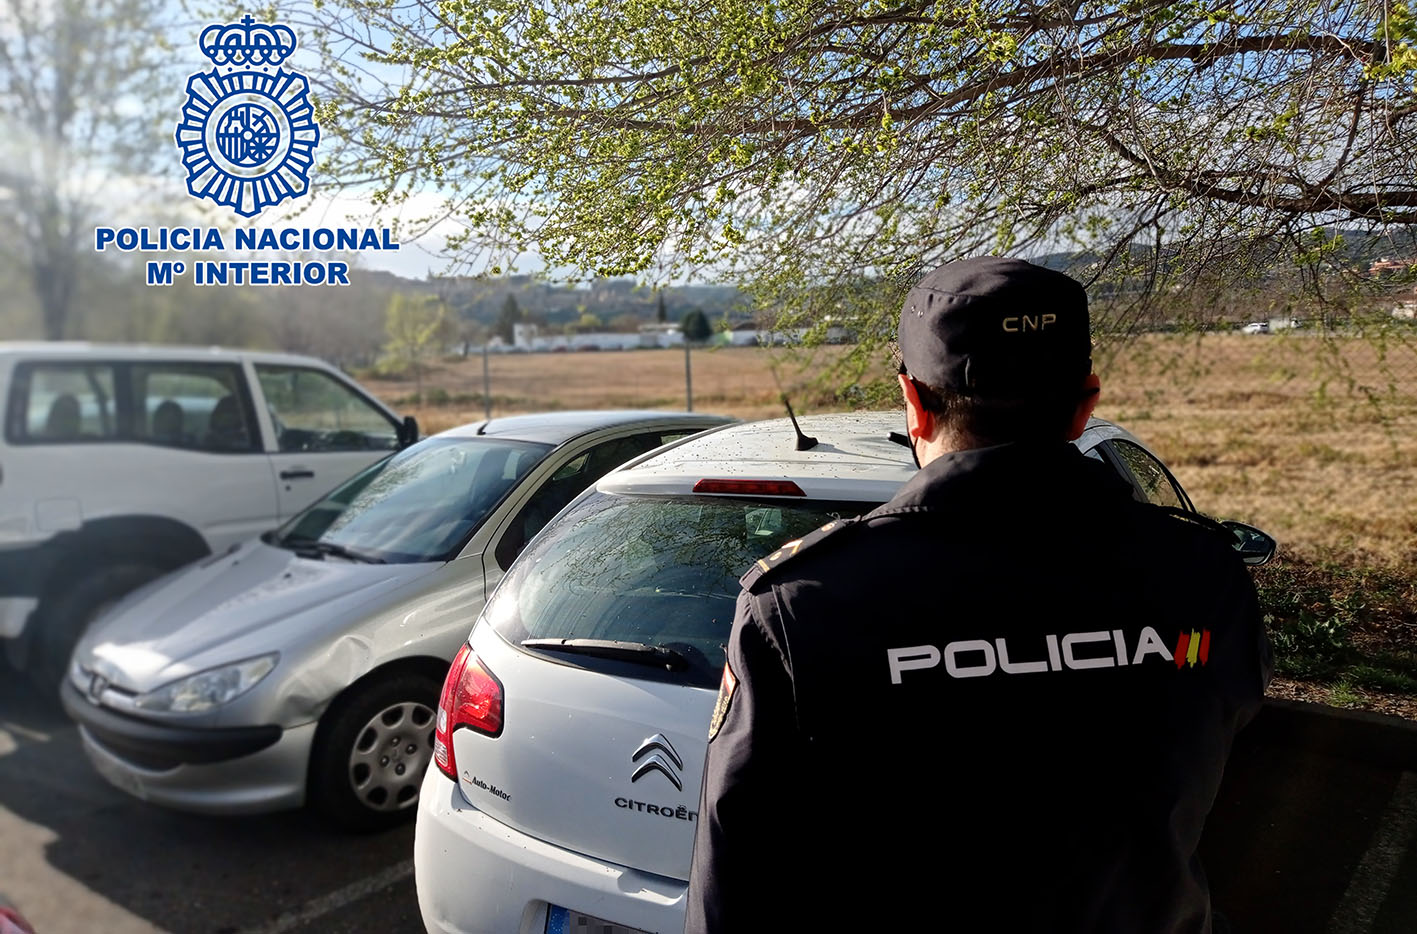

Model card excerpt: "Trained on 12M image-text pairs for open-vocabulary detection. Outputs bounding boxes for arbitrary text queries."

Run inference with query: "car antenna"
[781,395,818,451]
[767,360,818,451]
[476,419,490,435]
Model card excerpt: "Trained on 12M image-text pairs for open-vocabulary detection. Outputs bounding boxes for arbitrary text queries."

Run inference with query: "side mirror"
[398,415,419,448]
[1221,520,1277,566]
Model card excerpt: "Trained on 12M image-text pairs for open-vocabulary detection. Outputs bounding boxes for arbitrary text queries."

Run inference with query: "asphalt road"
[5,672,1417,934]
[0,677,420,934]
[1201,715,1417,934]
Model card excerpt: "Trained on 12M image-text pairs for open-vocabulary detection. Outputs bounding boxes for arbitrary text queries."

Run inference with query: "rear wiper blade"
[521,638,689,671]
[283,538,386,564]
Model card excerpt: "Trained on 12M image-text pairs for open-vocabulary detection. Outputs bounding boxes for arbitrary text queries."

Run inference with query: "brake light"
[433,644,504,780]
[692,478,806,496]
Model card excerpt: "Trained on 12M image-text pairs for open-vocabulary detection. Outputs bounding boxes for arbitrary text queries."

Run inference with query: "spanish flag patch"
[707,661,738,741]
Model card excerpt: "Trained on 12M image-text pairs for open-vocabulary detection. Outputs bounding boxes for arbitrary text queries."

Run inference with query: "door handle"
[280,468,315,480]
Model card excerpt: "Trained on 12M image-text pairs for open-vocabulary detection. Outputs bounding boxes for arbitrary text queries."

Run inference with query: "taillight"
[433,644,504,780]
[692,478,806,496]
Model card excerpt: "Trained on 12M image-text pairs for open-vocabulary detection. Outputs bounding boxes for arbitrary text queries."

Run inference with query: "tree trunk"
[38,282,73,340]
[31,189,79,339]
[34,252,76,339]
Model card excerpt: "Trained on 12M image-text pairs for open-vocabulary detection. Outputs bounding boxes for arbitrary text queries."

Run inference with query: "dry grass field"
[366,334,1417,565]
[369,345,828,426]
[1096,334,1417,567]
[364,333,1417,713]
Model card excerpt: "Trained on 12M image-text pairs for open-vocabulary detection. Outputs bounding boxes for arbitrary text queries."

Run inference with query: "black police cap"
[898,256,1092,397]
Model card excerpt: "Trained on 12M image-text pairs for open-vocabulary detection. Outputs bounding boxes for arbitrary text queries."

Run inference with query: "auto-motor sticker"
[469,776,511,801]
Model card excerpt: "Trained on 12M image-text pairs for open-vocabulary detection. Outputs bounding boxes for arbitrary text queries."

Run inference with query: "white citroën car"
[413,412,1276,934]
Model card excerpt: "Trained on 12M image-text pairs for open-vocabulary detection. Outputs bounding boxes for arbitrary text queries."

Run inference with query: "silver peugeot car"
[61,410,729,829]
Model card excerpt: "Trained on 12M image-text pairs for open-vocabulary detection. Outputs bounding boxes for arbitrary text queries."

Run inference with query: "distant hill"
[1028,227,1417,284]
[416,274,745,327]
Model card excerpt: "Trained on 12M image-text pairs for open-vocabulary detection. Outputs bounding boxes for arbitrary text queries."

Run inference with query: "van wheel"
[29,564,164,696]
[308,672,441,832]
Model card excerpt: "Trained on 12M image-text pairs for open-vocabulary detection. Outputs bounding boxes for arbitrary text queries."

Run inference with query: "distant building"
[638,323,685,347]
[1369,257,1416,277]
[477,320,857,353]
[718,330,761,347]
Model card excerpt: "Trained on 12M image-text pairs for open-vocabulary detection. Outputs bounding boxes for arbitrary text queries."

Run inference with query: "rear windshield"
[485,493,873,688]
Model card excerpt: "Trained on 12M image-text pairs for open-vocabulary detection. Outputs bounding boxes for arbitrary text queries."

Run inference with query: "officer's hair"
[902,370,1081,446]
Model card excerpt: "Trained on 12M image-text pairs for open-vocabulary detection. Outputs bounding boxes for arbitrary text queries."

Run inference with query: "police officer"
[684,257,1271,933]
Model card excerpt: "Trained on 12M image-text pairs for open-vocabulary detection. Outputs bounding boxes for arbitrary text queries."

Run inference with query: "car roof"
[0,341,344,369]
[598,413,1127,502]
[434,410,733,446]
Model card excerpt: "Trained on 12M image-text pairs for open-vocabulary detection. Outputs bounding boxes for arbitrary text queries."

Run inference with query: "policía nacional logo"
[174,14,320,217]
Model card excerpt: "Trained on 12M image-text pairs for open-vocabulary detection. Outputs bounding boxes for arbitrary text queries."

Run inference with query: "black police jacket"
[684,440,1271,934]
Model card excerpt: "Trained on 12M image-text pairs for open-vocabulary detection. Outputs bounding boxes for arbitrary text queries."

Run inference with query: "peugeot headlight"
[135,654,278,714]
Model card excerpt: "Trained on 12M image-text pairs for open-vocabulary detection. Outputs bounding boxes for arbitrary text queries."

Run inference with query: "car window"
[549,452,590,482]
[128,363,257,453]
[6,362,118,443]
[486,493,870,688]
[1109,440,1186,509]
[270,438,551,563]
[256,365,398,452]
[491,430,687,568]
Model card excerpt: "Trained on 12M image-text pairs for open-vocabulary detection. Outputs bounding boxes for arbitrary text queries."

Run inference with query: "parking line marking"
[0,721,52,743]
[238,859,414,934]
[1327,771,1417,934]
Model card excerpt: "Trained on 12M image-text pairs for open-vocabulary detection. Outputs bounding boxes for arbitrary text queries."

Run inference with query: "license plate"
[545,904,649,934]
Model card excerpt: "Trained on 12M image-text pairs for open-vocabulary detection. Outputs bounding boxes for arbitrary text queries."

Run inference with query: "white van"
[0,343,414,688]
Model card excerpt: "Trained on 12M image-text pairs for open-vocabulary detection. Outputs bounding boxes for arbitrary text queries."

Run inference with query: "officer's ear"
[899,373,936,443]
[1066,373,1101,441]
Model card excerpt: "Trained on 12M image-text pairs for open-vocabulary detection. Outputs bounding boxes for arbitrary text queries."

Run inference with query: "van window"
[7,363,118,443]
[256,365,398,452]
[128,363,258,452]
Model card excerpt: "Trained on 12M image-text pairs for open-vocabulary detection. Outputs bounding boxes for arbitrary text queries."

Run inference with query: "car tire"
[308,672,441,832]
[28,564,164,696]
